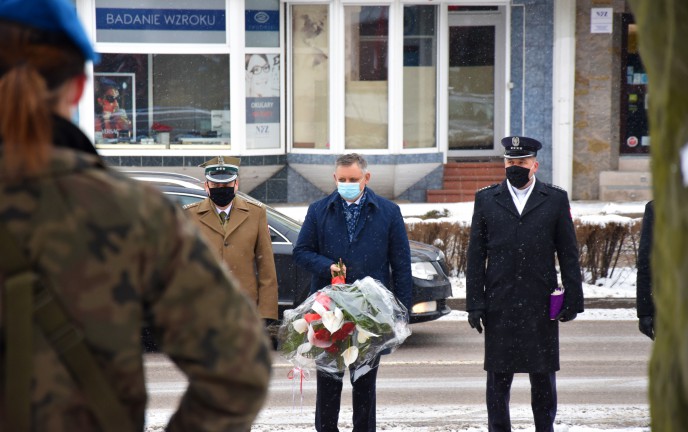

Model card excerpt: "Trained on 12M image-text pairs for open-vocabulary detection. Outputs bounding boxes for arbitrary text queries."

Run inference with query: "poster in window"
[94,73,136,144]
[246,54,280,149]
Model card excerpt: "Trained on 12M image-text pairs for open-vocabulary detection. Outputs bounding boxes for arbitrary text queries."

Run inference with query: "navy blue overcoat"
[293,188,413,311]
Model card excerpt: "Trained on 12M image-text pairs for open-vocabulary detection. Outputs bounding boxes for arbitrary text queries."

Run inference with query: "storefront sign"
[591,8,613,34]
[96,8,225,31]
[95,0,226,43]
[246,10,279,32]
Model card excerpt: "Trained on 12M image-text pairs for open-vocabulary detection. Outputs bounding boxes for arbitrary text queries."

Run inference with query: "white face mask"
[337,182,362,200]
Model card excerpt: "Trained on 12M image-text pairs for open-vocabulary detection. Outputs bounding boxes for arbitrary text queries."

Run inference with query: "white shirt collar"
[507,177,536,214]
[215,203,232,214]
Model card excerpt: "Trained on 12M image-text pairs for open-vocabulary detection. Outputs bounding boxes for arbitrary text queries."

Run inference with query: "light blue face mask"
[337,182,362,201]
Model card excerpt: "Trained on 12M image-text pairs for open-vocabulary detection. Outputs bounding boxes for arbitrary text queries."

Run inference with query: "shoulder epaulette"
[477,183,499,193]
[545,183,567,194]
[183,201,201,210]
[247,200,264,208]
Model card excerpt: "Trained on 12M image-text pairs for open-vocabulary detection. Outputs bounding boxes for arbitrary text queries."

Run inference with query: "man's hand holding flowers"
[279,277,410,381]
[330,258,346,285]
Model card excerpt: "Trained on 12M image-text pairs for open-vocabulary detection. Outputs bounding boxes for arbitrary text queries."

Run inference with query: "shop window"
[94,54,230,149]
[291,4,330,150]
[620,15,649,154]
[245,53,281,149]
[245,0,280,48]
[345,6,389,150]
[403,5,437,149]
[448,25,495,150]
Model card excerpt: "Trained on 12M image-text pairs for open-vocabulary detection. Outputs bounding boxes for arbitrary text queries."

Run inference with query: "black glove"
[639,316,654,340]
[468,310,485,334]
[264,319,280,350]
[555,307,577,322]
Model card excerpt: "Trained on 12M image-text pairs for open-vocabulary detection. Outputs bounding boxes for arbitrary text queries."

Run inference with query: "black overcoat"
[636,200,654,317]
[466,180,584,373]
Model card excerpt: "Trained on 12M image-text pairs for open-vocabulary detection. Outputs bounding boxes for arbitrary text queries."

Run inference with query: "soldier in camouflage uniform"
[0,0,271,430]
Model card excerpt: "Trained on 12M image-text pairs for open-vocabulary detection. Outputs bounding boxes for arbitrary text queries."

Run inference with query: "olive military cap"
[200,156,241,183]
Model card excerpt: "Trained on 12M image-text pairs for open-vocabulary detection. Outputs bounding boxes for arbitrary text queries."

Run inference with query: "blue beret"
[0,0,99,63]
[501,136,542,159]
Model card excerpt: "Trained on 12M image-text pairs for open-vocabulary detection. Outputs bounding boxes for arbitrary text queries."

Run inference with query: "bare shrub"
[406,221,470,275]
[407,218,642,285]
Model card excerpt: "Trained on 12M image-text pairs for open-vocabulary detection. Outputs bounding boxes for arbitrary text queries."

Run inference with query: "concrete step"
[443,176,501,191]
[444,162,504,178]
[426,190,475,203]
[599,170,652,201]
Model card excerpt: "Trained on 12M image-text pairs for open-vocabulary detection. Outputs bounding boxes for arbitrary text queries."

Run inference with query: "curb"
[447,298,636,311]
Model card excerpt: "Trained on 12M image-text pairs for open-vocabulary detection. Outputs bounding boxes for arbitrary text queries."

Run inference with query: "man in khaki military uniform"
[185,157,279,322]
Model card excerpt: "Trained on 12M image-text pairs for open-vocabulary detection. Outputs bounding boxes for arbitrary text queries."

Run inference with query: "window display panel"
[246,54,281,149]
[403,5,437,149]
[620,18,649,154]
[345,6,389,150]
[448,24,495,151]
[94,53,230,148]
[291,4,330,149]
[245,0,280,48]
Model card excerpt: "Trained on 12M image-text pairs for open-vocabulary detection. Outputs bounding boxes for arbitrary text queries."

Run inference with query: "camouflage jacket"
[0,148,271,431]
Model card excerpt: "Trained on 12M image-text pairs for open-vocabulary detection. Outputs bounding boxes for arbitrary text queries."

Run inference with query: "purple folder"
[549,288,565,320]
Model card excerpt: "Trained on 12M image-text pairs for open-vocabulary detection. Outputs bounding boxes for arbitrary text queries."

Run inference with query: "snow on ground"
[147,404,650,432]
[143,201,649,432]
[274,200,648,227]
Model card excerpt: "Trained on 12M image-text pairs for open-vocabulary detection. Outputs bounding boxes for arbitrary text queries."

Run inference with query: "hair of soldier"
[335,153,368,174]
[0,20,86,180]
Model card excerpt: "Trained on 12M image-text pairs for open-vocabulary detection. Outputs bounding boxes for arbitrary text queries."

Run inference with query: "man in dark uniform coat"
[466,136,584,432]
[636,200,655,339]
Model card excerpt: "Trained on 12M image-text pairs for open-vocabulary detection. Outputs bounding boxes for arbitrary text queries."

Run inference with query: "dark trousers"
[486,371,557,432]
[315,356,380,432]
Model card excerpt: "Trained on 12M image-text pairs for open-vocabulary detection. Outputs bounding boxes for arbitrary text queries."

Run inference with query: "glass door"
[447,6,506,157]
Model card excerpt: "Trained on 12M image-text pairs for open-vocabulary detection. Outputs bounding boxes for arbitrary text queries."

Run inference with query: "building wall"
[510,0,554,184]
[572,0,630,200]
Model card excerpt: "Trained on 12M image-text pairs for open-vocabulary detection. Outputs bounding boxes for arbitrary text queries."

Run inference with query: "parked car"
[127,172,452,324]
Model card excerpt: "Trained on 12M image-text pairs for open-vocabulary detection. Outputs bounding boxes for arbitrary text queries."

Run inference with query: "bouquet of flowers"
[279,276,411,381]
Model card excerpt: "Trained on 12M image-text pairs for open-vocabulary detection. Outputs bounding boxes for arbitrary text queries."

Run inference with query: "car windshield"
[237,192,302,231]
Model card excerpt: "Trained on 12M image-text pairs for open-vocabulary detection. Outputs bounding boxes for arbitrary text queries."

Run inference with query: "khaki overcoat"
[185,194,279,319]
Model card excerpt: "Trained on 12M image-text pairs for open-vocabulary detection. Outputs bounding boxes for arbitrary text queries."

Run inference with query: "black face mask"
[505,165,532,189]
[208,187,235,207]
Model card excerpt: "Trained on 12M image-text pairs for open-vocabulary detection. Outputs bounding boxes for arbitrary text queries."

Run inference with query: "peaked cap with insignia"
[200,156,241,183]
[501,136,542,159]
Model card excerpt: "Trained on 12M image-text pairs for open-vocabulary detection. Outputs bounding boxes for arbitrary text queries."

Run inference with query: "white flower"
[297,342,312,355]
[341,346,359,367]
[292,318,309,334]
[312,300,328,316]
[356,325,379,344]
[321,307,344,334]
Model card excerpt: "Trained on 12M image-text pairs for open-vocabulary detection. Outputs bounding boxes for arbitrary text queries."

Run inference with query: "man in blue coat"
[466,136,584,432]
[293,153,412,432]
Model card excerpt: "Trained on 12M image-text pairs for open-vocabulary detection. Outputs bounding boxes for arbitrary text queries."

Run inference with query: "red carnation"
[325,344,340,354]
[315,292,332,310]
[313,328,331,342]
[331,322,356,342]
[304,313,322,323]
